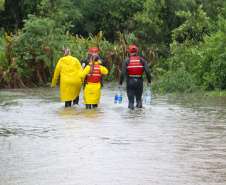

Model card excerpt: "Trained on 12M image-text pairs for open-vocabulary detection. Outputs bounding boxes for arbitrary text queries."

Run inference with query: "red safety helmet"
[129,45,138,52]
[91,47,99,53]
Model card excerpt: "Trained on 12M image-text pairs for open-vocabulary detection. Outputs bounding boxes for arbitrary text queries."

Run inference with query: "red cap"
[129,45,137,52]
[91,47,98,53]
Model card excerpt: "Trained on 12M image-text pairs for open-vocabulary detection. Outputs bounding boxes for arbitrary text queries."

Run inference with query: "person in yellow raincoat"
[79,54,108,109]
[51,47,82,107]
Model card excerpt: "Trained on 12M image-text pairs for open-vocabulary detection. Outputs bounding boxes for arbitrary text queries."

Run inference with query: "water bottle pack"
[114,88,123,104]
[143,87,152,104]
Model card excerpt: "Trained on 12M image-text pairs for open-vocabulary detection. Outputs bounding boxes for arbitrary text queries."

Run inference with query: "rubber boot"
[86,104,91,109]
[92,104,98,108]
[73,96,79,105]
[136,101,142,108]
[128,102,134,110]
[65,101,72,107]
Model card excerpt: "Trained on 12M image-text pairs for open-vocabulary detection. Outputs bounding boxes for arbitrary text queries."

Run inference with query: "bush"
[152,67,198,93]
[0,36,6,67]
[201,16,226,90]
[2,15,73,87]
[162,9,226,92]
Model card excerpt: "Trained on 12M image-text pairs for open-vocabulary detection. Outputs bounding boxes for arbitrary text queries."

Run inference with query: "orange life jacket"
[86,64,102,83]
[127,56,143,76]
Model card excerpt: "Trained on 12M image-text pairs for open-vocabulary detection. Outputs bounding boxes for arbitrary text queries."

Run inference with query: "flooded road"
[0,82,226,185]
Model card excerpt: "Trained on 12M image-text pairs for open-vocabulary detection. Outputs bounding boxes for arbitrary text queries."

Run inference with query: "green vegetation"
[0,0,225,94]
[0,93,18,106]
[204,89,226,97]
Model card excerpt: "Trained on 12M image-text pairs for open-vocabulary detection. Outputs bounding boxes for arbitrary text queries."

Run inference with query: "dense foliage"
[0,0,225,92]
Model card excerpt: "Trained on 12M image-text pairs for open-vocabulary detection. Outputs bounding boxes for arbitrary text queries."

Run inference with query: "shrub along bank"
[0,7,225,93]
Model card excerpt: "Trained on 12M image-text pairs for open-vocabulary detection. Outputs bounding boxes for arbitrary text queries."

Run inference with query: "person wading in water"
[118,45,151,109]
[51,47,82,107]
[79,54,108,109]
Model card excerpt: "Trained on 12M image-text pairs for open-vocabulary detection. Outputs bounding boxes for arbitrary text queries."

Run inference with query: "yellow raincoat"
[79,62,108,104]
[51,56,82,101]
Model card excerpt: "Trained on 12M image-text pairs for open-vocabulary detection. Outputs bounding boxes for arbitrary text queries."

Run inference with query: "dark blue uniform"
[119,54,151,109]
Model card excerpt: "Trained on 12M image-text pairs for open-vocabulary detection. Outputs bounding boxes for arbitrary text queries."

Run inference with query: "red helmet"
[129,45,138,52]
[91,47,99,53]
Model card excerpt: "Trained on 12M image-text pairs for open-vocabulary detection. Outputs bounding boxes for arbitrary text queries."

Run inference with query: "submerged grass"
[0,93,18,106]
[204,89,226,97]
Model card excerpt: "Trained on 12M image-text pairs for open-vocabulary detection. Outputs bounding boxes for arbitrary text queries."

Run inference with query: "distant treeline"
[0,0,225,93]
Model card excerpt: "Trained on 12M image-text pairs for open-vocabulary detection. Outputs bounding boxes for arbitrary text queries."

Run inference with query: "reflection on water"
[0,83,226,185]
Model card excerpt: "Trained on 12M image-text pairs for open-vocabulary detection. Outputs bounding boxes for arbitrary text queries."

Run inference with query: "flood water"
[0,82,226,185]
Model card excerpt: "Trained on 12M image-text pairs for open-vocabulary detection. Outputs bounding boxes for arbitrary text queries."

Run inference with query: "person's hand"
[118,85,122,89]
[147,83,151,87]
[81,63,85,69]
[51,85,54,88]
[98,60,102,65]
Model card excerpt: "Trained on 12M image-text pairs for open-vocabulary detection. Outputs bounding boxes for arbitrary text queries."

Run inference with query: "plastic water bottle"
[143,87,152,104]
[114,88,123,104]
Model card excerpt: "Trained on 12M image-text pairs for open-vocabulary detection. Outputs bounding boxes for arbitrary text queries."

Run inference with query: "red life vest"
[86,64,102,83]
[127,56,143,76]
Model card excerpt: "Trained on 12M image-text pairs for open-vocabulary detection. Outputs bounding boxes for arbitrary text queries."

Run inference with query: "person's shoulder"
[58,58,64,64]
[124,58,130,62]
[83,57,90,61]
[100,65,108,72]
[71,56,80,62]
[72,56,79,60]
[138,56,146,62]
[83,57,90,63]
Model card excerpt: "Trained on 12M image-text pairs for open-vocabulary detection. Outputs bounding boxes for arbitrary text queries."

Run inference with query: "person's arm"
[51,60,61,87]
[82,58,89,67]
[100,66,108,75]
[140,58,151,86]
[78,65,90,79]
[119,58,129,87]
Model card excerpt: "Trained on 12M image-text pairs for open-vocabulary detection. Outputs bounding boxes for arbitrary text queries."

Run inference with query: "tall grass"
[1,30,157,88]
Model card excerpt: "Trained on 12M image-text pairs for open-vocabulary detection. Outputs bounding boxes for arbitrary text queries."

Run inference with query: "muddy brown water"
[0,82,226,185]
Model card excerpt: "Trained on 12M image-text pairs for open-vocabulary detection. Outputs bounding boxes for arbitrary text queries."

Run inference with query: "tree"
[157,5,226,91]
[0,0,41,32]
[130,0,165,46]
[37,0,82,31]
[72,0,145,41]
[0,0,4,11]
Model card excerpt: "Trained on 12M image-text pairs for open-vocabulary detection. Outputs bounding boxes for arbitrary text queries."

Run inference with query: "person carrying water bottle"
[118,45,151,109]
[79,54,108,109]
